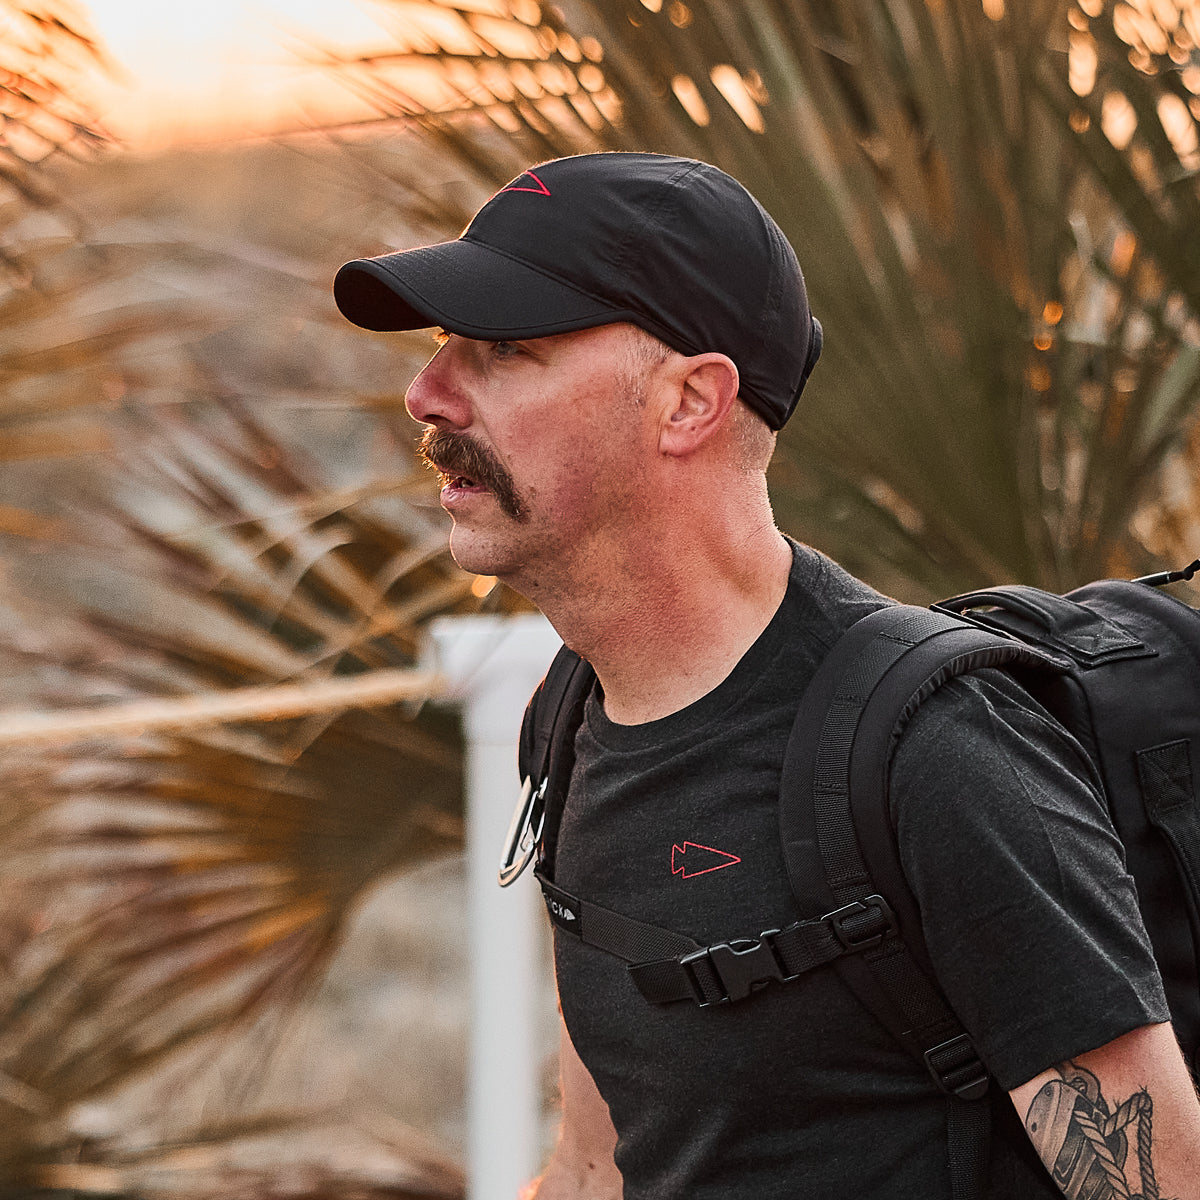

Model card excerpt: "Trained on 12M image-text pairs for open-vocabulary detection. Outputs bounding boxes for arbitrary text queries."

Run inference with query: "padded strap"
[782,603,1062,1200]
[517,646,595,880]
[502,646,595,887]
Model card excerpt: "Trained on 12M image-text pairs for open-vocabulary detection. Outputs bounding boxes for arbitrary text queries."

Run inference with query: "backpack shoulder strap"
[500,644,595,887]
[780,602,1062,1200]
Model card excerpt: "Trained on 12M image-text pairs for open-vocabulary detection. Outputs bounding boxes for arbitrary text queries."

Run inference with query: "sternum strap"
[538,871,897,1008]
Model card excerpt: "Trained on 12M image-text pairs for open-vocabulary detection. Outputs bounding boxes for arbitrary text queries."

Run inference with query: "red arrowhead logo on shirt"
[671,841,742,879]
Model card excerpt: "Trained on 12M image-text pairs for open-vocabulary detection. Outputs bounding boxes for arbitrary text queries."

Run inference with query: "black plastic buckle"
[824,895,897,951]
[924,1033,990,1101]
[680,931,788,1006]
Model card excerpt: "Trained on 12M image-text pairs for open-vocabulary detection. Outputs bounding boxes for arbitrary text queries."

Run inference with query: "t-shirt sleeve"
[890,670,1170,1091]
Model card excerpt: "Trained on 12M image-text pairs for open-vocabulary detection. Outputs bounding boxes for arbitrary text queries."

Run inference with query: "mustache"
[418,427,525,521]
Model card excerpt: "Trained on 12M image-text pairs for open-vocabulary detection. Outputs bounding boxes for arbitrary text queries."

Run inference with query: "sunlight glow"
[80,0,387,145]
[1069,27,1097,96]
[671,74,709,126]
[1102,90,1138,149]
[710,65,765,133]
[667,1,692,28]
[1158,91,1200,167]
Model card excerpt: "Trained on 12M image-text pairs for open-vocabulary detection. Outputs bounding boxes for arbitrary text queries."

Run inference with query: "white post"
[429,614,563,1200]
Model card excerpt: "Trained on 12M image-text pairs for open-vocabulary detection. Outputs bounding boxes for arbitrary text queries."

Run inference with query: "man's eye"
[491,340,520,359]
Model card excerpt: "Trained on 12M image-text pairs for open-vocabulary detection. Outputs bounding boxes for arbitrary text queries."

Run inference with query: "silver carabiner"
[498,774,547,887]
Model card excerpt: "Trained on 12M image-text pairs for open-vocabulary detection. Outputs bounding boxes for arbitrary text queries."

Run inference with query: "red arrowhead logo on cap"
[671,841,741,879]
[500,169,551,196]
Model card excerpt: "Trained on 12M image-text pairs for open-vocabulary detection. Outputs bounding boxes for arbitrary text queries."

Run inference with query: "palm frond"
[0,362,517,1165]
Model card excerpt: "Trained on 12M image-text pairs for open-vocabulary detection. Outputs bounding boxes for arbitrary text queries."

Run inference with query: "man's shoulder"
[895,666,1089,779]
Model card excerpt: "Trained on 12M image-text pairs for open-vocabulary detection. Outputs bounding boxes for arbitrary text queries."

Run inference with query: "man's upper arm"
[1009,1021,1200,1199]
[525,1014,621,1200]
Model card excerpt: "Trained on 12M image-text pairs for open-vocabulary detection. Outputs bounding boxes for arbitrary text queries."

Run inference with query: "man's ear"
[657,353,740,457]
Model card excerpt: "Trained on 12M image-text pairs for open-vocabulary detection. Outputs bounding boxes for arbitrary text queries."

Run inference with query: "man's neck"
[535,520,793,725]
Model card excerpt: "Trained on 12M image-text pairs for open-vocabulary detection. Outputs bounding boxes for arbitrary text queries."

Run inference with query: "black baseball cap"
[333,152,822,431]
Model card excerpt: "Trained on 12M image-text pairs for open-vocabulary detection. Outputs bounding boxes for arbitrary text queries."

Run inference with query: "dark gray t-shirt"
[552,542,1168,1199]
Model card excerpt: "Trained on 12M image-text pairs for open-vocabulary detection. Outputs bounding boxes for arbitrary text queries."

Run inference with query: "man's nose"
[405,347,468,428]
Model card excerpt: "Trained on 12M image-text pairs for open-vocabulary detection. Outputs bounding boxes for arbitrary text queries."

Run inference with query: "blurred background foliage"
[0,0,1198,1195]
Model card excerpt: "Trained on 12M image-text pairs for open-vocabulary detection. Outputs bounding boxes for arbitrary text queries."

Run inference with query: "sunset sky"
[81,0,388,145]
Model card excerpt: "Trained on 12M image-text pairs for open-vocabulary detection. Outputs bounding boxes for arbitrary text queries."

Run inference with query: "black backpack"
[500,560,1200,1200]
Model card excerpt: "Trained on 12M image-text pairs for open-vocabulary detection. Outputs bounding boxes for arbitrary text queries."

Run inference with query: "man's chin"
[447,526,520,581]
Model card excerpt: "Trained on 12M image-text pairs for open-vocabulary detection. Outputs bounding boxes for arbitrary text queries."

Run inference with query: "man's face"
[404,323,656,592]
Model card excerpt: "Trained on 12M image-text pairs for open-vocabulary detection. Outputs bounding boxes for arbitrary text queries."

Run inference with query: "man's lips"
[443,474,488,492]
[418,427,526,520]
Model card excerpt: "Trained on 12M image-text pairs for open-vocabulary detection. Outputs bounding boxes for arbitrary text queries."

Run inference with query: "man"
[334,152,1200,1198]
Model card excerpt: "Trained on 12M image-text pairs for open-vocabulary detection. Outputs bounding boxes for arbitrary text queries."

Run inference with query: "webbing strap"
[861,941,972,1069]
[538,873,700,961]
[538,871,898,1007]
[946,1088,992,1200]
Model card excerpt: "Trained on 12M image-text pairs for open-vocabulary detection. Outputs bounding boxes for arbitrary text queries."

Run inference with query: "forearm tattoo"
[1023,1061,1170,1200]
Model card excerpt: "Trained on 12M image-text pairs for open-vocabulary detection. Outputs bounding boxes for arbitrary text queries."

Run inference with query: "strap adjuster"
[924,1033,990,1101]
[680,932,790,1006]
[823,895,897,951]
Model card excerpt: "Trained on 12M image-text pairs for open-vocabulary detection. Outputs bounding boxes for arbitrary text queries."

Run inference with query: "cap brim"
[333,237,625,339]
